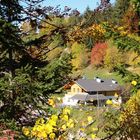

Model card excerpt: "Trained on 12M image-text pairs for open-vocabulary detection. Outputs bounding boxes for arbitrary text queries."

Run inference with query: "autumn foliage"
[91,42,108,67]
[70,24,106,44]
[71,42,90,70]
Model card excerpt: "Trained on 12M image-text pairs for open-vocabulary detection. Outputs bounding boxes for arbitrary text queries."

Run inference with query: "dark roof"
[86,94,108,100]
[70,94,109,101]
[70,93,87,101]
[75,79,121,92]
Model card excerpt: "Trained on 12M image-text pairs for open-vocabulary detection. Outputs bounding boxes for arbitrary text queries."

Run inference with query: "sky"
[42,0,116,13]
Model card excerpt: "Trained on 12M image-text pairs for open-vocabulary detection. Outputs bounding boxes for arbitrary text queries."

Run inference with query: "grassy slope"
[70,106,107,138]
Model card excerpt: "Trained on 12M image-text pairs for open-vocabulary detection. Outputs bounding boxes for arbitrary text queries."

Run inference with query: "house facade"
[62,77,122,106]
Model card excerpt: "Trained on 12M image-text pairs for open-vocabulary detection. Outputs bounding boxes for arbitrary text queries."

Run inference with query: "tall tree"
[0,0,73,125]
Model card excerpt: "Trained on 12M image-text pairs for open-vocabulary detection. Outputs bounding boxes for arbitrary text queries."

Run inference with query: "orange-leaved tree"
[91,42,108,67]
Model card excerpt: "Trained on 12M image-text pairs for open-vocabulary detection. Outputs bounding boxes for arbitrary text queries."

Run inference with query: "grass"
[69,106,108,138]
[50,104,108,139]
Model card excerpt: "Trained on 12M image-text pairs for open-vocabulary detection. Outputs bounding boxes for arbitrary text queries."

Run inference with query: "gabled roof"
[75,78,121,92]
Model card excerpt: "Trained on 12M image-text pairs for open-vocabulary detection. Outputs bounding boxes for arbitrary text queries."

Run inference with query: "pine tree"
[0,0,72,125]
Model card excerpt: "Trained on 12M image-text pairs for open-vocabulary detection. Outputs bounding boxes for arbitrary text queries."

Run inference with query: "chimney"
[112,79,118,84]
[94,77,102,83]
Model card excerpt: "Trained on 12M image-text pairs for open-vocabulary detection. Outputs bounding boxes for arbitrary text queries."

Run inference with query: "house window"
[77,88,80,93]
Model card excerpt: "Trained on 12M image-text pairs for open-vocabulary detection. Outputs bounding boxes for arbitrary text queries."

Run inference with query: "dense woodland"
[0,0,140,139]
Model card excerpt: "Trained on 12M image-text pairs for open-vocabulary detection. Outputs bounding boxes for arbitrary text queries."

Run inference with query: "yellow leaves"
[87,24,106,39]
[23,107,74,139]
[29,121,54,139]
[48,99,55,107]
[31,130,37,137]
[23,116,55,138]
[106,99,113,105]
[116,26,128,36]
[131,80,137,86]
[91,134,96,139]
[89,24,106,34]
[69,23,106,43]
[80,128,85,132]
[22,106,97,139]
[49,133,56,139]
[62,115,69,121]
[87,116,93,123]
[48,119,57,126]
[51,115,58,121]
[36,125,44,132]
[44,124,54,134]
[127,34,140,42]
[61,124,66,130]
[22,127,30,136]
[35,118,44,125]
[61,108,71,121]
[118,91,140,139]
[114,93,119,98]
[117,26,124,31]
[63,108,71,115]
[66,119,74,128]
[119,90,140,127]
[92,127,98,131]
[120,31,127,36]
[71,42,89,70]
[61,120,74,130]
[69,123,74,128]
[37,131,47,139]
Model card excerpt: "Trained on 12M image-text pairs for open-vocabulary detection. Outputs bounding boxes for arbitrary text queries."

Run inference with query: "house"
[62,77,122,106]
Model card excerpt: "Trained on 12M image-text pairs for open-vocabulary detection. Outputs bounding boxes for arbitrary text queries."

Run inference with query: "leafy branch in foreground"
[102,89,140,140]
[0,0,75,126]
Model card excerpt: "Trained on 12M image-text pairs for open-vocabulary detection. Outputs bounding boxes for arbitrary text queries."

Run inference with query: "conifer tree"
[0,0,73,125]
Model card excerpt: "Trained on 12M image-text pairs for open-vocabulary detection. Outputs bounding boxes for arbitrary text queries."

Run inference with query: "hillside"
[0,0,140,139]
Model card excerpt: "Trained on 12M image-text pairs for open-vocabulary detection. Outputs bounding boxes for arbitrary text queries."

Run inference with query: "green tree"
[0,0,73,126]
[112,0,130,25]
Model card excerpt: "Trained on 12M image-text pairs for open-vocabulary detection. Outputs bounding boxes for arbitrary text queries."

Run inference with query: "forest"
[0,0,140,139]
